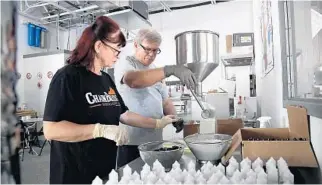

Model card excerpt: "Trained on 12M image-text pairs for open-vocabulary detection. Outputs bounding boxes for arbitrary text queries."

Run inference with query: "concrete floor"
[20,140,50,184]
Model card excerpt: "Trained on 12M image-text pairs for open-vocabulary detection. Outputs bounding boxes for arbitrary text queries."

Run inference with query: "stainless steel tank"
[175,30,220,96]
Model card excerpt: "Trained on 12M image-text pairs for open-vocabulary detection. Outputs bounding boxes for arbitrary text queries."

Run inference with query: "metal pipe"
[64,1,80,9]
[190,89,206,111]
[159,1,171,12]
[66,23,88,29]
[18,11,66,31]
[48,2,74,16]
[104,9,131,17]
[56,14,60,50]
[44,17,73,24]
[24,0,38,8]
[189,87,215,119]
[23,2,51,13]
[43,9,106,24]
[43,6,50,16]
[20,1,23,11]
[41,5,99,20]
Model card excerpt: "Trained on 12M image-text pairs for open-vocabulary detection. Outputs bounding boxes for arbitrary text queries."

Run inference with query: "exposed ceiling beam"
[41,4,99,20]
[43,5,51,16]
[64,1,80,9]
[22,2,51,13]
[159,1,171,12]
[48,2,74,16]
[44,9,106,24]
[18,11,67,31]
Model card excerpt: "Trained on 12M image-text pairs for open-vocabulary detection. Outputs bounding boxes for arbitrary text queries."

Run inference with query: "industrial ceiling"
[18,0,230,30]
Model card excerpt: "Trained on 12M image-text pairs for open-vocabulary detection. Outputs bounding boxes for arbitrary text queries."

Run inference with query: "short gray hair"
[135,28,162,45]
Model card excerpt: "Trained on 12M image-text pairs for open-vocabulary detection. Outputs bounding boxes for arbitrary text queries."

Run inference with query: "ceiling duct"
[95,0,151,31]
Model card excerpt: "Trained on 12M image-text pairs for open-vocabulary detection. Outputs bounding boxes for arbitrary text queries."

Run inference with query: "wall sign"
[26,73,32,79]
[37,72,42,80]
[37,82,42,89]
[47,71,53,79]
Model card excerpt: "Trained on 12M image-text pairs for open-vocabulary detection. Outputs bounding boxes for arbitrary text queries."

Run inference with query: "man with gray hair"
[114,28,196,167]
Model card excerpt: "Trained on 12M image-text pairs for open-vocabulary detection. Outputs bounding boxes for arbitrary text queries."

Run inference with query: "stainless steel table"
[117,148,321,184]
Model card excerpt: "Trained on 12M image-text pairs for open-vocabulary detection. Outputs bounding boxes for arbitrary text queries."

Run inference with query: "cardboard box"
[223,106,318,167]
[183,121,199,137]
[216,118,243,136]
[183,119,243,137]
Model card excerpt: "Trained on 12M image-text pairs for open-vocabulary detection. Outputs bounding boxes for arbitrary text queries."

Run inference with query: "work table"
[118,148,322,184]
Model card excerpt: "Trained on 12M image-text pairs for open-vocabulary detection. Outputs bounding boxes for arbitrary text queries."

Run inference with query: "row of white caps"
[92,157,294,184]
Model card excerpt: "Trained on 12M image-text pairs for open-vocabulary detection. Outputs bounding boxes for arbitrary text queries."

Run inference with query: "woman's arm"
[119,111,157,128]
[43,121,95,142]
[120,111,177,129]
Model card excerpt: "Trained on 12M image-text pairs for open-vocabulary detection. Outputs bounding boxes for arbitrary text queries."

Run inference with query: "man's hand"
[155,115,178,129]
[164,65,197,89]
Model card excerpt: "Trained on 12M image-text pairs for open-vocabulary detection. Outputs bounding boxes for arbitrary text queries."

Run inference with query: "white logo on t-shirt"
[85,88,118,105]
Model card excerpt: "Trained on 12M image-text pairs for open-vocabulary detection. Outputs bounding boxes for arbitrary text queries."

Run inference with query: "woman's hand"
[120,111,178,129]
[155,115,178,129]
[92,123,128,146]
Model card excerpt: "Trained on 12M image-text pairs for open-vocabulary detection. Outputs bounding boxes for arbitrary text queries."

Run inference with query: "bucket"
[27,23,35,46]
[35,26,42,47]
[257,116,272,128]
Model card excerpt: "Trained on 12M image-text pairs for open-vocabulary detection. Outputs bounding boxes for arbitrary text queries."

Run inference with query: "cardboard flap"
[287,105,310,139]
[222,129,242,162]
[216,118,243,136]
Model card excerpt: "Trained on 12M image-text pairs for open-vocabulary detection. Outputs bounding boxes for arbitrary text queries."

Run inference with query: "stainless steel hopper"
[175,30,219,118]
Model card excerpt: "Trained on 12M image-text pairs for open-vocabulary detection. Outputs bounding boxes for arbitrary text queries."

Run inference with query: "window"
[280,1,322,118]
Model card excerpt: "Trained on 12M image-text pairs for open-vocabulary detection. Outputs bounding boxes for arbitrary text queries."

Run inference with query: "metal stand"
[38,140,51,156]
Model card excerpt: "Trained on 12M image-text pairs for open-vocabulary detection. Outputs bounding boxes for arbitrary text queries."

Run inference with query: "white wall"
[16,14,65,107]
[253,0,322,171]
[253,0,285,127]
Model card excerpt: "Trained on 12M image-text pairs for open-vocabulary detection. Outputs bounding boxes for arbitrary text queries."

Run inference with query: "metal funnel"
[175,30,220,83]
[184,133,232,162]
[187,63,218,82]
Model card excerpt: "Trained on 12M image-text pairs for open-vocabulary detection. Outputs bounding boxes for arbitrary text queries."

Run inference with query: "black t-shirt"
[43,64,128,183]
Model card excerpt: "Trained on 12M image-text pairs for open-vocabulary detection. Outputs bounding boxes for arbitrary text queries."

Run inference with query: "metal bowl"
[184,133,232,162]
[138,141,185,171]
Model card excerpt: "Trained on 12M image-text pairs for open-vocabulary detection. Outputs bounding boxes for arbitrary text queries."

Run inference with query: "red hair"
[67,16,126,68]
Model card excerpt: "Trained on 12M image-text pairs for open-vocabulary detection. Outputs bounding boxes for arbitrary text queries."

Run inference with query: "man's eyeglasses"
[101,40,121,57]
[140,44,161,54]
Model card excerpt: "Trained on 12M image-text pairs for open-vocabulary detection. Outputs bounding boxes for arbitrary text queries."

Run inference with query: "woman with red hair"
[43,16,176,184]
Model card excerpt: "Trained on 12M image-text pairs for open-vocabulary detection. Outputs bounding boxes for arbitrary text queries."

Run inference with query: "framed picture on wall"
[260,0,274,76]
